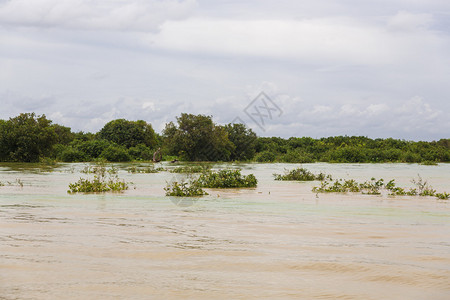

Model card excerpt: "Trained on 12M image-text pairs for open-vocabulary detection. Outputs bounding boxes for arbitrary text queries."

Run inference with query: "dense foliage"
[68,163,128,193]
[164,179,209,197]
[169,165,211,173]
[274,168,328,181]
[255,136,450,163]
[312,175,449,199]
[162,113,235,161]
[0,112,449,163]
[98,119,158,149]
[197,169,257,188]
[0,113,58,162]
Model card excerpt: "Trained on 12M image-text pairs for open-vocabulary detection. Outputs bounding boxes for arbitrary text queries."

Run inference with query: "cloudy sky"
[1,0,449,140]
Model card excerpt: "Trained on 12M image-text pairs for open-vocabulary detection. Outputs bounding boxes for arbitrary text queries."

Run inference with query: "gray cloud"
[0,0,197,32]
[0,1,449,141]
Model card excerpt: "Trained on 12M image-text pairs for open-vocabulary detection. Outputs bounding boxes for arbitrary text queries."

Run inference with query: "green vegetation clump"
[169,165,211,173]
[197,169,257,188]
[420,160,438,166]
[68,176,128,193]
[0,179,24,188]
[68,162,128,193]
[313,175,448,200]
[436,192,450,200]
[312,179,361,193]
[411,175,437,196]
[1,112,450,164]
[128,165,164,173]
[274,167,328,181]
[164,180,208,197]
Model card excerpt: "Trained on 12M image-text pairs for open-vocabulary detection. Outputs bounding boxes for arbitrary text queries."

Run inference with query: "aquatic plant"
[0,179,25,188]
[274,167,328,181]
[169,165,211,173]
[197,169,257,188]
[313,175,448,200]
[435,192,450,200]
[128,165,164,173]
[68,162,128,193]
[68,175,128,193]
[420,160,438,166]
[164,179,208,197]
[81,161,118,176]
[312,179,360,193]
[411,175,436,196]
[359,178,384,195]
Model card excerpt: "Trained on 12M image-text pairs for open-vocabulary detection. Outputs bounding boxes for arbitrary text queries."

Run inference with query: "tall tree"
[97,119,157,149]
[0,113,57,162]
[163,113,234,161]
[224,123,257,161]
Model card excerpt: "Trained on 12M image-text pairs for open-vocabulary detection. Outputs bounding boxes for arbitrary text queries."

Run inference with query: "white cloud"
[147,15,448,67]
[0,2,449,141]
[387,11,433,32]
[0,0,197,31]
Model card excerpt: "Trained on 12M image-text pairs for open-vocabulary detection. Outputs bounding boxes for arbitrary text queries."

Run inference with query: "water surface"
[1,163,449,299]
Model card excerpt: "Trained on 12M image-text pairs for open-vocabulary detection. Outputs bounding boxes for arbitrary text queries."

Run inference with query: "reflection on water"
[0,163,449,299]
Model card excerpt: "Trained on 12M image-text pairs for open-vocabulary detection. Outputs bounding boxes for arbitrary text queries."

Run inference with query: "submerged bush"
[169,165,211,173]
[100,145,131,162]
[313,175,448,200]
[128,165,163,173]
[436,192,450,200]
[58,147,88,162]
[274,167,328,181]
[164,179,208,197]
[68,175,128,193]
[197,169,257,188]
[68,162,128,193]
[420,160,438,166]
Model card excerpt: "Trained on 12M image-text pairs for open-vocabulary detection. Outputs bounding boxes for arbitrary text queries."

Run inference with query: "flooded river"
[1,163,449,299]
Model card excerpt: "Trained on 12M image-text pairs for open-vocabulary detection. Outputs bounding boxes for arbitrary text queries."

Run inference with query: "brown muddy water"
[1,163,449,299]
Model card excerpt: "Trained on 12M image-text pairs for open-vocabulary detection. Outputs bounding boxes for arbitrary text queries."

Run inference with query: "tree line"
[0,112,448,163]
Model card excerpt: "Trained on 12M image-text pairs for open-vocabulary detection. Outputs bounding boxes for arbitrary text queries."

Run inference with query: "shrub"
[100,145,131,162]
[170,165,211,173]
[68,175,128,193]
[197,169,257,188]
[254,150,276,162]
[58,147,88,162]
[164,180,208,197]
[68,162,128,193]
[128,165,163,173]
[436,192,450,200]
[274,167,327,181]
[128,144,153,161]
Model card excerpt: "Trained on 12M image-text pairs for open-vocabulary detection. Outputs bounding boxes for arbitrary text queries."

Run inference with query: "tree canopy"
[0,112,448,163]
[0,113,58,162]
[98,119,157,149]
[163,113,234,161]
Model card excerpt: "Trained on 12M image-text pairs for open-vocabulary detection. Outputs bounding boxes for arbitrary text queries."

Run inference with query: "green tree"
[97,119,157,149]
[0,113,57,162]
[224,123,257,161]
[163,113,234,161]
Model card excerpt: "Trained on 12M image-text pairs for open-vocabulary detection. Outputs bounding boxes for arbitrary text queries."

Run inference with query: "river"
[1,163,449,299]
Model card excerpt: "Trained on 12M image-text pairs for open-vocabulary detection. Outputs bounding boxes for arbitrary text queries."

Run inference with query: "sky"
[0,0,449,141]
